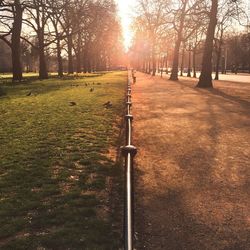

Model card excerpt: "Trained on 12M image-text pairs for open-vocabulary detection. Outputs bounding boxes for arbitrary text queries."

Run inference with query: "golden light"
[116,0,136,50]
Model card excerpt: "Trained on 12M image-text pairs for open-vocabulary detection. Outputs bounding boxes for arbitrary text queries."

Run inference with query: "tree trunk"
[152,43,156,76]
[87,57,91,73]
[180,45,184,76]
[39,48,48,79]
[193,47,197,78]
[152,56,156,76]
[187,46,191,77]
[76,54,81,73]
[148,58,151,74]
[170,38,182,80]
[215,29,224,80]
[38,29,48,79]
[12,0,23,81]
[143,57,146,73]
[165,54,168,74]
[76,33,81,73]
[146,58,149,73]
[170,1,187,81]
[214,45,222,80]
[57,39,63,77]
[67,33,73,74]
[83,48,87,72]
[197,0,218,88]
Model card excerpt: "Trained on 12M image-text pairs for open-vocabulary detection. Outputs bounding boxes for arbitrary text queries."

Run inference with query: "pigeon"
[69,101,77,106]
[103,101,112,109]
[90,88,94,92]
[26,92,32,96]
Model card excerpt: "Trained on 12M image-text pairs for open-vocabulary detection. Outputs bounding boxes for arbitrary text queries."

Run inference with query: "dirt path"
[132,73,250,250]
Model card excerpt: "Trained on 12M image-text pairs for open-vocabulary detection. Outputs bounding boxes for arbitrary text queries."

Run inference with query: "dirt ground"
[132,73,250,250]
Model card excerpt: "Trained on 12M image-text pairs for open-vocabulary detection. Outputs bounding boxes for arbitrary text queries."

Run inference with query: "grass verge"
[0,71,127,249]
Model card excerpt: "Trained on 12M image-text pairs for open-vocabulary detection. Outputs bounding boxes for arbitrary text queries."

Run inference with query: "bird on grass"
[103,101,112,109]
[26,92,32,96]
[69,101,77,106]
[90,88,94,92]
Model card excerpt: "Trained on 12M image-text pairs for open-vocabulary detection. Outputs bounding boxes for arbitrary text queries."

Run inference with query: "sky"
[116,0,250,49]
[116,0,136,50]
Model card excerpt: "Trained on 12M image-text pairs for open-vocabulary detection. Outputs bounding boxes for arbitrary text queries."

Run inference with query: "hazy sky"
[116,0,136,49]
[116,0,250,49]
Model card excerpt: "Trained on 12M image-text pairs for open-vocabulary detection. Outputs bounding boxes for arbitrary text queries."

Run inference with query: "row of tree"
[0,0,123,81]
[129,0,249,88]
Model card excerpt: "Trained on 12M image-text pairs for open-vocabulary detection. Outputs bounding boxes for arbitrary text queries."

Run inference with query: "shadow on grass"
[0,87,6,96]
[208,88,250,107]
[0,132,121,249]
[0,71,127,249]
[0,72,106,84]
[0,76,109,100]
[174,79,250,113]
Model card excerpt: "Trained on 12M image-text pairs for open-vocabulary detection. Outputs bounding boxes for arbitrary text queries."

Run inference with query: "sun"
[116,0,136,50]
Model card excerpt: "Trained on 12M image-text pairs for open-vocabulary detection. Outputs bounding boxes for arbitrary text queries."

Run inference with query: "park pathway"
[132,72,250,250]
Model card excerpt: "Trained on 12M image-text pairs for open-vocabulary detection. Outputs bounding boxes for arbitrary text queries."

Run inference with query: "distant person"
[132,69,136,83]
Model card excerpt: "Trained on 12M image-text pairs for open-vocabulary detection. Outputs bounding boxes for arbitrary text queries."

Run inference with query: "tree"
[0,0,24,81]
[133,0,170,75]
[169,0,205,81]
[22,0,54,79]
[0,0,126,78]
[197,0,219,88]
[214,0,245,80]
[190,27,206,78]
[48,0,67,77]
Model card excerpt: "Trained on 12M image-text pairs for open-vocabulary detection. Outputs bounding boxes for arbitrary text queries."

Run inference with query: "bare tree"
[196,0,219,88]
[214,0,245,80]
[134,0,170,75]
[0,0,24,81]
[22,0,55,79]
[169,0,205,81]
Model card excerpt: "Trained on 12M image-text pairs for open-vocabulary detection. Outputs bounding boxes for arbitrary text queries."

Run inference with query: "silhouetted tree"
[0,0,24,81]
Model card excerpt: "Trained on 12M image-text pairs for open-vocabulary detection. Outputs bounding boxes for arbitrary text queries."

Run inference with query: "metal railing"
[121,71,137,250]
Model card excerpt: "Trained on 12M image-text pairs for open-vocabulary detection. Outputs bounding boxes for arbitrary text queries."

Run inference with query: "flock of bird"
[26,82,112,109]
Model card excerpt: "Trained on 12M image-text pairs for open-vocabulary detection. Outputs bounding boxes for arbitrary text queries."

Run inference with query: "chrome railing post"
[121,71,137,250]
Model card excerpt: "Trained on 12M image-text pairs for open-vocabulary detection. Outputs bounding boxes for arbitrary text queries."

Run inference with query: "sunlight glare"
[116,0,136,50]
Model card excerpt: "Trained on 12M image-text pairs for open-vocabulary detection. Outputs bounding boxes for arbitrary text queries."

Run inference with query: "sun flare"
[116,0,136,50]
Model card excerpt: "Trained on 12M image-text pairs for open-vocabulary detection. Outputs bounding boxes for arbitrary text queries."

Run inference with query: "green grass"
[0,71,127,249]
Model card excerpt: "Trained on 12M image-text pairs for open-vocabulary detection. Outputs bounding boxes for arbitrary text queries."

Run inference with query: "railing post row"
[121,71,137,250]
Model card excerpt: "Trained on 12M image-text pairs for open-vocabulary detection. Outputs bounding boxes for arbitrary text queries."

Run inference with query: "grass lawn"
[0,71,127,249]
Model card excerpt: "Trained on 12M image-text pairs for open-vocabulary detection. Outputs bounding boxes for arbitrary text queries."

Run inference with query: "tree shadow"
[208,88,250,107]
[175,78,250,111]
[0,122,121,249]
[134,75,250,249]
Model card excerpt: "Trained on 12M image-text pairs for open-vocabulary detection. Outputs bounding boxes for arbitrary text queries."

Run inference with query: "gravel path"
[133,73,250,250]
